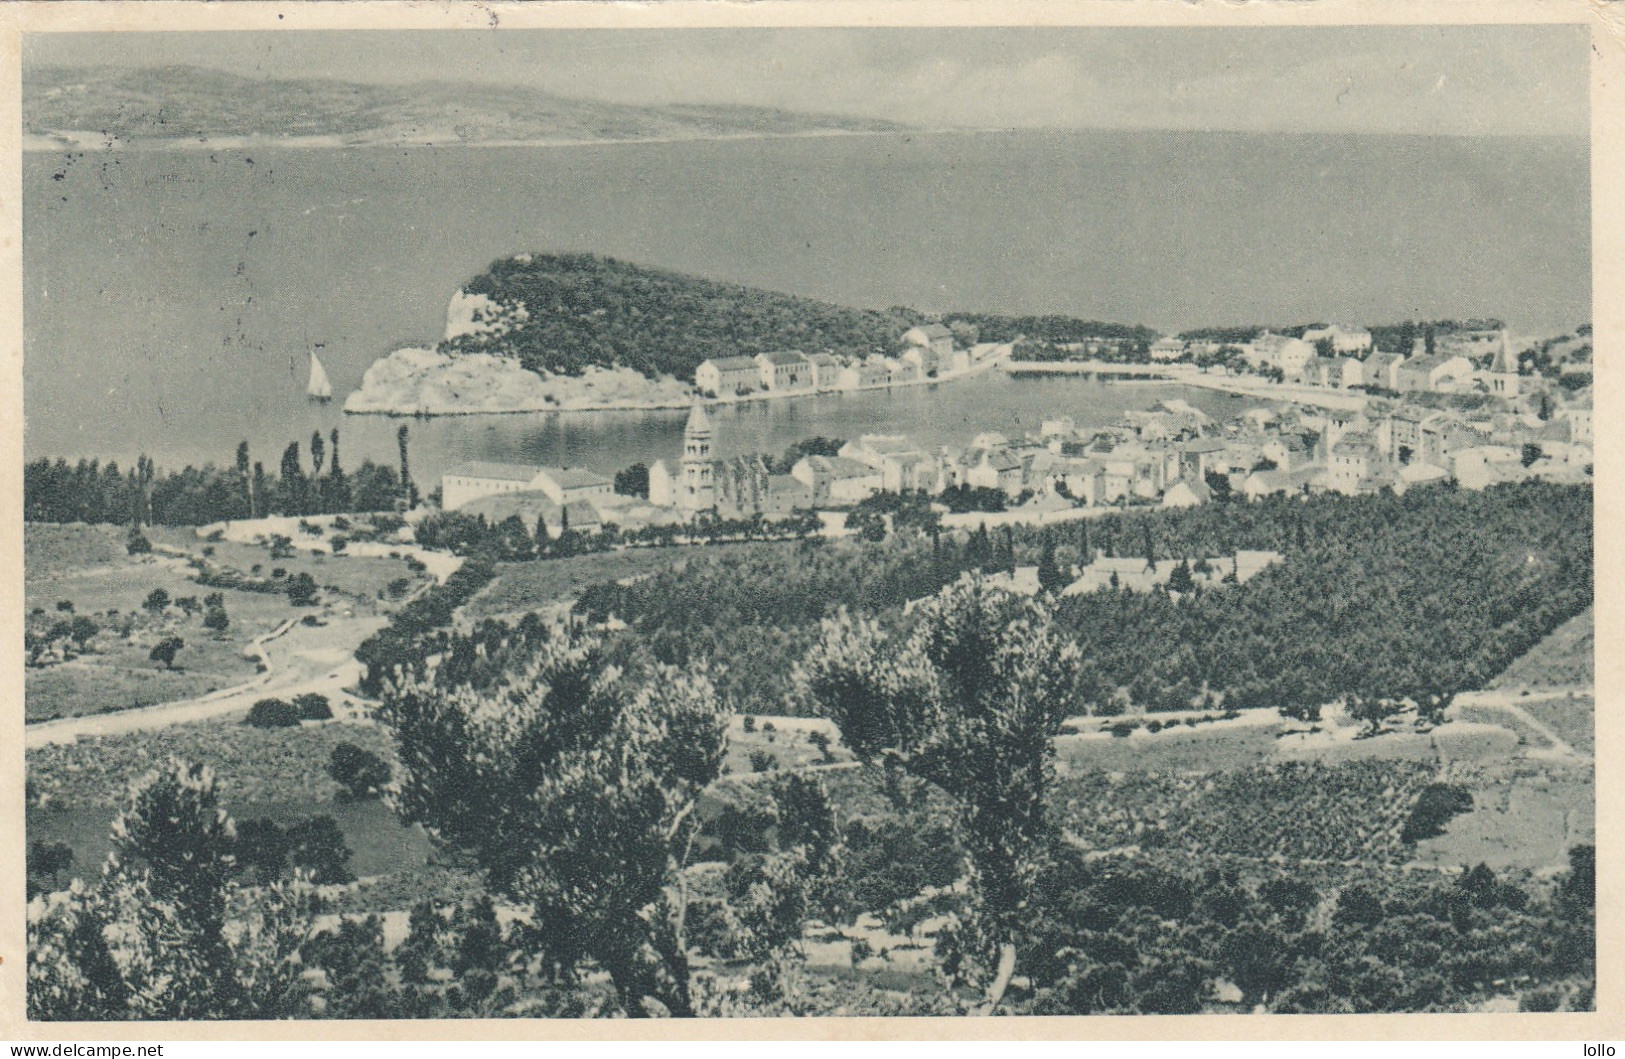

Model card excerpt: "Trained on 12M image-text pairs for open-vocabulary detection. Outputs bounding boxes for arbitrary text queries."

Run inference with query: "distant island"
[23,65,915,151]
[342,254,1158,416]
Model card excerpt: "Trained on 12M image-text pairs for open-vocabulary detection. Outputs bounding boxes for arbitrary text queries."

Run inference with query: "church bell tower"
[680,402,716,512]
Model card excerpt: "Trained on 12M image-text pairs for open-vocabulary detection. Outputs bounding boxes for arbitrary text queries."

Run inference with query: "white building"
[755,351,811,391]
[695,355,762,397]
[1303,325,1374,354]
[440,462,611,512]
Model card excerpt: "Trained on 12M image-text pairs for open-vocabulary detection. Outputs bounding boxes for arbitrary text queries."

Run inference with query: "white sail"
[307,351,333,400]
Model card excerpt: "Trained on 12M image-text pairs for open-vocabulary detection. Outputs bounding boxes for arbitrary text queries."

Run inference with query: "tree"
[553,505,577,559]
[279,442,308,517]
[1347,693,1401,737]
[69,615,99,652]
[234,817,290,881]
[286,572,320,607]
[310,431,326,513]
[329,742,392,800]
[1167,558,1195,594]
[106,762,257,1014]
[1560,844,1595,921]
[615,463,650,499]
[1521,443,1543,468]
[142,588,170,614]
[807,728,836,764]
[397,425,414,508]
[126,522,152,555]
[795,574,1083,1002]
[237,440,254,519]
[148,636,184,671]
[286,816,354,885]
[1036,530,1067,594]
[245,698,300,728]
[380,628,727,1017]
[27,763,318,1020]
[203,593,230,634]
[28,839,74,892]
[327,428,352,514]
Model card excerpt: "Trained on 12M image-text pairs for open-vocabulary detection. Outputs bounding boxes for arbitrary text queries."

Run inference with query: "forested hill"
[443,254,925,382]
[441,254,1167,382]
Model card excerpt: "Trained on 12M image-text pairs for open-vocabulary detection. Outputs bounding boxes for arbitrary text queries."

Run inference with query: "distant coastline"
[1004,360,1368,411]
[22,127,933,154]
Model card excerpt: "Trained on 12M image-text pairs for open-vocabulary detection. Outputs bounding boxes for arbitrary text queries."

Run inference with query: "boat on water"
[307,349,333,402]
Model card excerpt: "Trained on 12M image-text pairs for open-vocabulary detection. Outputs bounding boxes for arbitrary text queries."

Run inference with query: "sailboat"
[307,348,333,403]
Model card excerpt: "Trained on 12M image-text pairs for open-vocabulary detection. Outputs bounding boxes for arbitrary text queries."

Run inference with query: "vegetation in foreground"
[29,572,1594,1018]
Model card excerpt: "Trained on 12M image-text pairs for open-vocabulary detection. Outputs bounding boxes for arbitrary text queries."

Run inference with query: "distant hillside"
[444,254,924,382]
[24,65,912,148]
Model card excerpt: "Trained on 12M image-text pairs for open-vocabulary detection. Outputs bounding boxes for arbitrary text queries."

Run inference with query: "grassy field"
[26,523,429,723]
[26,557,296,721]
[1519,693,1595,755]
[24,523,126,579]
[1489,606,1593,690]
[464,541,799,620]
[147,526,428,608]
[29,794,433,887]
[27,718,398,808]
[1413,757,1594,871]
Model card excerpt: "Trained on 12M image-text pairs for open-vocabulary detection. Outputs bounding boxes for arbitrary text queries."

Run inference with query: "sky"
[25,25,1589,138]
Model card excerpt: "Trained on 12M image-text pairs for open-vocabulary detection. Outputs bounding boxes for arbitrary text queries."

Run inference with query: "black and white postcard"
[4,0,1618,1042]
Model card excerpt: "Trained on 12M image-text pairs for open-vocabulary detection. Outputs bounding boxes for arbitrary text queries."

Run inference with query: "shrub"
[1109,720,1138,738]
[1401,783,1475,844]
[203,595,230,633]
[328,742,391,800]
[244,698,300,728]
[148,636,184,670]
[286,573,320,607]
[293,693,333,721]
[748,750,778,773]
[142,588,170,614]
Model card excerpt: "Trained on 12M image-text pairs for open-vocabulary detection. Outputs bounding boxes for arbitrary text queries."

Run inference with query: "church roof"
[684,402,713,437]
[443,461,545,483]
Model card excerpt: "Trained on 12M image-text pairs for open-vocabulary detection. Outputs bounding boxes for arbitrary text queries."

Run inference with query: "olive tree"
[379,628,727,1017]
[795,573,1083,1003]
